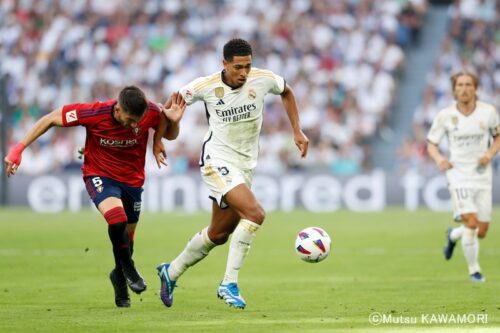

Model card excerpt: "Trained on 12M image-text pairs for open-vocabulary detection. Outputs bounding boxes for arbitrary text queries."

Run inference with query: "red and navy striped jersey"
[61,99,160,187]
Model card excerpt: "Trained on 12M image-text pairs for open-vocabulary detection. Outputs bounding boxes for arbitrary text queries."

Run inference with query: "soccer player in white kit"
[154,39,309,308]
[427,70,500,282]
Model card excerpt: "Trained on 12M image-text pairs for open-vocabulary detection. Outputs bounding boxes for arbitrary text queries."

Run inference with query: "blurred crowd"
[1,0,427,176]
[398,0,499,174]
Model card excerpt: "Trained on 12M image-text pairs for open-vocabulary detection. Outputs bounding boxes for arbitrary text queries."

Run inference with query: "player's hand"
[437,159,453,171]
[4,143,26,177]
[163,92,186,124]
[478,152,493,167]
[153,139,168,169]
[294,130,309,158]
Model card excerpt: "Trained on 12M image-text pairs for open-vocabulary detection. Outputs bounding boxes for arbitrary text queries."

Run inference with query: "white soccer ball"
[295,227,331,263]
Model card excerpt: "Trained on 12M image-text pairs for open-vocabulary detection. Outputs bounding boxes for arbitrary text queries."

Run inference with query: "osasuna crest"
[215,87,225,99]
[134,127,141,135]
[248,89,256,100]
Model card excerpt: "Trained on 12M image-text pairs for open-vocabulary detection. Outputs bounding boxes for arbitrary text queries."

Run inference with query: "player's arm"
[479,134,500,166]
[4,107,63,177]
[153,92,186,168]
[280,84,309,158]
[426,140,452,171]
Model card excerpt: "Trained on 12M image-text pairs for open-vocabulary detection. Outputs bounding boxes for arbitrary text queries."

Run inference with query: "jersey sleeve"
[488,106,500,137]
[61,101,113,127]
[267,72,286,95]
[61,103,87,127]
[179,77,207,105]
[256,69,285,95]
[427,111,446,144]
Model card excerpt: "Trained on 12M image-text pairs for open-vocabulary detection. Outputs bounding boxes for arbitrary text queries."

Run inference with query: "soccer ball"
[295,227,331,263]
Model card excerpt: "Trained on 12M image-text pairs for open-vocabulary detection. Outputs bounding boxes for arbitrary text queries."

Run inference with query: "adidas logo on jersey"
[216,99,225,105]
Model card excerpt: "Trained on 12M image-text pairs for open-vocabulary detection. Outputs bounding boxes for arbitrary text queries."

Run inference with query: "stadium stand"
[400,0,499,174]
[0,0,427,175]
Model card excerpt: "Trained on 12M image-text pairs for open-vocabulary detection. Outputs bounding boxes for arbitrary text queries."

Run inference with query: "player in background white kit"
[154,39,309,308]
[427,70,500,282]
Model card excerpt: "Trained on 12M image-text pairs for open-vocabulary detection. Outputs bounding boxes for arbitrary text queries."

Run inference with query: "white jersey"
[427,101,499,189]
[180,68,285,169]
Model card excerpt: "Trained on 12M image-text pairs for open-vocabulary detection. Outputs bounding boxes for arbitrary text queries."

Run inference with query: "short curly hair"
[223,38,253,61]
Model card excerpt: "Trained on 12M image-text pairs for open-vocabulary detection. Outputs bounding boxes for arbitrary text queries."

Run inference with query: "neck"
[222,70,241,89]
[457,100,476,115]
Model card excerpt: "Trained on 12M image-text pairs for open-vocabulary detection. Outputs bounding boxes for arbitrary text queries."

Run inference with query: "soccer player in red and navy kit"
[4,86,186,307]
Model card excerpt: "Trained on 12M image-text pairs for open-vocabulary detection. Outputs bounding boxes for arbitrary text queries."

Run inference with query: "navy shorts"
[84,176,143,223]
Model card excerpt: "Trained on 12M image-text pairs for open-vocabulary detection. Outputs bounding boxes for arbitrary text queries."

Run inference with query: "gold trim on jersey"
[204,165,226,191]
[194,73,221,92]
[248,71,275,78]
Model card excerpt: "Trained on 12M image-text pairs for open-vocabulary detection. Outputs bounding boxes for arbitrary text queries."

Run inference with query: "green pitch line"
[0,208,499,332]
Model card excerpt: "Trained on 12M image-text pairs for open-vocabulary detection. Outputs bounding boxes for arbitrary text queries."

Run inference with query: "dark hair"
[223,38,253,61]
[118,86,148,118]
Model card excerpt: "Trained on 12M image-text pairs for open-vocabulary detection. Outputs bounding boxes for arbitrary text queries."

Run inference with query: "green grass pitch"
[0,208,499,332]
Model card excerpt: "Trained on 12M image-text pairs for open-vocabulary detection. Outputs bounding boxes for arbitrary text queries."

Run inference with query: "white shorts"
[450,187,492,223]
[200,160,253,209]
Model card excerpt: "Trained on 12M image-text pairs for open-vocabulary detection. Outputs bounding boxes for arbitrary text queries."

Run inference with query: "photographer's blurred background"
[0,0,498,210]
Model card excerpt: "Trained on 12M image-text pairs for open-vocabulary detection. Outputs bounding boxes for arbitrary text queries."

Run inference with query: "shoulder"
[67,99,115,117]
[147,100,161,113]
[437,104,455,117]
[432,105,455,123]
[477,101,497,113]
[248,67,277,79]
[190,72,222,94]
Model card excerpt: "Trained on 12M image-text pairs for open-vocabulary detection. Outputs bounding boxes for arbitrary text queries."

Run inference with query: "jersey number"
[455,188,469,200]
[92,177,103,188]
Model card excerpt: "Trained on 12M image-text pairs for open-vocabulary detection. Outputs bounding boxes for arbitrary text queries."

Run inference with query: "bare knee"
[462,215,479,230]
[243,204,266,225]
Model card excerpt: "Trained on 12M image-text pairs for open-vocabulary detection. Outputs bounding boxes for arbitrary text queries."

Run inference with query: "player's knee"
[463,216,479,230]
[245,205,266,224]
[104,206,127,225]
[208,230,230,245]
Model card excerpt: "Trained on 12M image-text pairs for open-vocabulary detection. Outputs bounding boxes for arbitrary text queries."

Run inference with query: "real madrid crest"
[479,121,486,131]
[248,89,256,100]
[215,87,225,99]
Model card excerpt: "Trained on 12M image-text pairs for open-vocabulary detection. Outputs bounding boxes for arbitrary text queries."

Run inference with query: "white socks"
[223,219,260,284]
[461,227,480,275]
[450,226,464,242]
[168,227,216,281]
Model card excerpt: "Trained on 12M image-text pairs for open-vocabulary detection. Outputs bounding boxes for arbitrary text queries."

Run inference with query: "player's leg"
[84,176,131,307]
[108,223,137,308]
[222,184,265,284]
[477,222,489,239]
[157,202,239,307]
[217,184,265,309]
[98,196,146,294]
[476,189,491,240]
[461,213,484,282]
[444,188,469,260]
[87,176,146,295]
